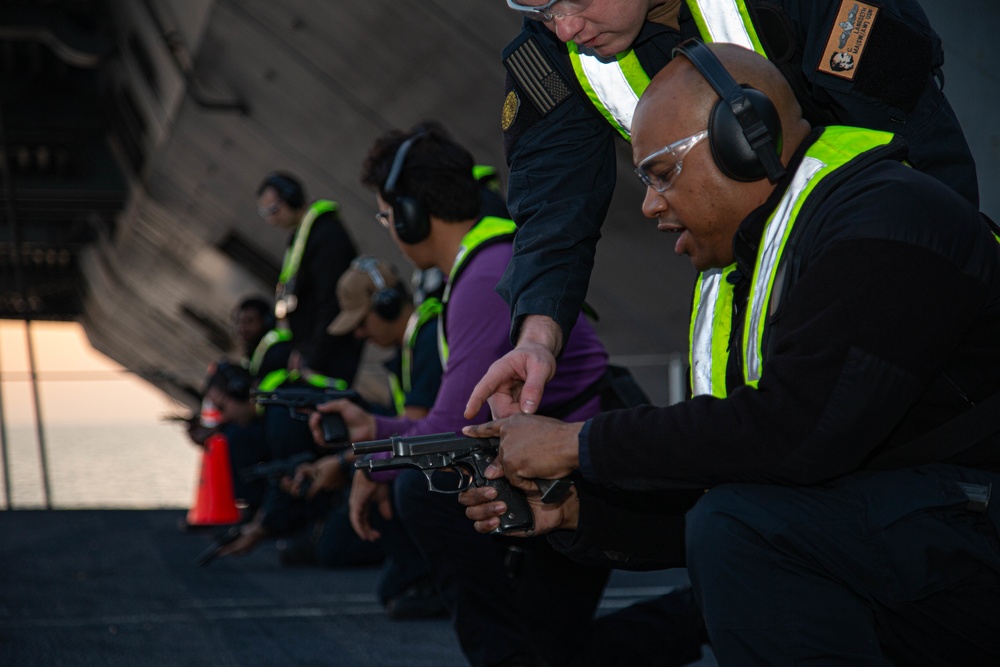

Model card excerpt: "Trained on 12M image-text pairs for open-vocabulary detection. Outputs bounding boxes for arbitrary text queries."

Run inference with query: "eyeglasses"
[634,130,708,192]
[374,210,391,229]
[258,202,281,218]
[506,0,593,22]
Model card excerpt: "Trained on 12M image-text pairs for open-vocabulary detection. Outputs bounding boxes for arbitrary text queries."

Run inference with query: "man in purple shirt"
[314,122,611,667]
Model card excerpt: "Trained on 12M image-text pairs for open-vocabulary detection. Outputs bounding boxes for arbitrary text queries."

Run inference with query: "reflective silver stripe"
[743,157,825,382]
[691,268,724,396]
[691,0,755,48]
[437,314,448,372]
[577,51,640,136]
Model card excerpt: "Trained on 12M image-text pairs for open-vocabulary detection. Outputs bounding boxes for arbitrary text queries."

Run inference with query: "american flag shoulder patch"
[503,37,572,116]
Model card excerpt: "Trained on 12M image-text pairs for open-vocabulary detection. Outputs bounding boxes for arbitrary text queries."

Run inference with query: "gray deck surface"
[0,510,715,666]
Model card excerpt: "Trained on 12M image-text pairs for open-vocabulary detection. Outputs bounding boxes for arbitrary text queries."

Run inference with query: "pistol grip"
[321,413,348,444]
[484,476,534,534]
[469,454,533,534]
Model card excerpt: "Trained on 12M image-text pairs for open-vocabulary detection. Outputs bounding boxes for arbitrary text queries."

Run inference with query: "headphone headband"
[383,130,432,244]
[207,359,251,401]
[262,171,305,208]
[383,131,423,202]
[351,256,388,291]
[234,296,277,333]
[349,255,405,321]
[671,39,785,183]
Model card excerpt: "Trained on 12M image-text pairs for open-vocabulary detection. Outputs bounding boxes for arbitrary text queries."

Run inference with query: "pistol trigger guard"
[420,469,437,491]
[427,464,476,493]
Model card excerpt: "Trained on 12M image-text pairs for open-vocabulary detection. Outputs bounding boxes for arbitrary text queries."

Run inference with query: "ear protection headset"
[351,256,405,321]
[209,360,252,401]
[263,172,305,209]
[671,39,785,183]
[382,131,430,245]
[236,297,277,332]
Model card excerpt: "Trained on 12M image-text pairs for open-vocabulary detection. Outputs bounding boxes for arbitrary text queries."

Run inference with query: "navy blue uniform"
[498,2,979,344]
[285,209,363,382]
[566,130,1000,663]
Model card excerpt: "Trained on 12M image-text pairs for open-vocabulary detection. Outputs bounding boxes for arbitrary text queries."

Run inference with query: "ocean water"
[0,421,200,510]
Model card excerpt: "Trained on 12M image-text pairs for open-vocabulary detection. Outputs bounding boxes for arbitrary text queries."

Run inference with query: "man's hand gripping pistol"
[251,386,366,445]
[352,432,572,534]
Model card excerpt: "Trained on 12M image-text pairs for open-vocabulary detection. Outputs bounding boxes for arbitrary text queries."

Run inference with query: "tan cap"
[327,257,403,335]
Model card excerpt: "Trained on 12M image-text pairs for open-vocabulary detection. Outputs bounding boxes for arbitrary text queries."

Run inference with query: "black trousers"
[395,469,610,667]
[686,465,1000,665]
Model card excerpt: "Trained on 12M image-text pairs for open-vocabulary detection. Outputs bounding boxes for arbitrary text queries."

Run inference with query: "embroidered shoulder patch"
[503,36,572,116]
[501,90,520,131]
[817,0,879,80]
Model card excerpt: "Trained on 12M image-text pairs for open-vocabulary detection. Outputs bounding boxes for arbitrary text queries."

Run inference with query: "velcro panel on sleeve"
[854,13,932,113]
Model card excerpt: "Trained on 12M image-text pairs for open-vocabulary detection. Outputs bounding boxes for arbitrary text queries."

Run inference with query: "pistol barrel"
[353,432,497,457]
[352,437,393,455]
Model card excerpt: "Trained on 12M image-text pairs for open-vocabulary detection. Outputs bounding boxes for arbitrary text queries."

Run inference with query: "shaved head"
[631,42,811,271]
[634,42,808,171]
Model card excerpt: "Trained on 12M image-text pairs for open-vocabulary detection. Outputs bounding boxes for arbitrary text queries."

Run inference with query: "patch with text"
[817,0,880,80]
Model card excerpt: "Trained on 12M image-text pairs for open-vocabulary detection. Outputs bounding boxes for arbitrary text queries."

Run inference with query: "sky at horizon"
[0,319,201,508]
[0,319,188,428]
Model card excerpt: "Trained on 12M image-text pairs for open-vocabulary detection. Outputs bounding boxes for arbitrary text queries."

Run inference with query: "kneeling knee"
[393,469,434,523]
[685,484,765,569]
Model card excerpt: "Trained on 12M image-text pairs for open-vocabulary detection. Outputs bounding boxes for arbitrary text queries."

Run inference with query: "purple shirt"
[373,241,608,442]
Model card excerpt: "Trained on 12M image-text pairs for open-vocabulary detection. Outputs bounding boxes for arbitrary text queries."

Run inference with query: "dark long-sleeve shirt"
[375,241,609,441]
[497,2,978,346]
[286,209,363,382]
[496,20,678,345]
[561,135,1000,568]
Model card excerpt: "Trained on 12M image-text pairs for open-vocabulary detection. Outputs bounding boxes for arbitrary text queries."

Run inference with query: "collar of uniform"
[383,351,403,378]
[634,15,683,50]
[647,0,683,31]
[731,127,824,278]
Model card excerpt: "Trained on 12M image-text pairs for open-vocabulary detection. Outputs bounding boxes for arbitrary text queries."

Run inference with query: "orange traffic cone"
[186,432,241,527]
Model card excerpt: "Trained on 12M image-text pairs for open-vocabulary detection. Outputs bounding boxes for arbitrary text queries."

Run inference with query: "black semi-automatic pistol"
[353,432,572,534]
[251,386,365,445]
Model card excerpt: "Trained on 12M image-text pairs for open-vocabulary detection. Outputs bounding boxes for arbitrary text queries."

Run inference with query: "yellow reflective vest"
[438,217,518,370]
[689,127,897,397]
[275,200,339,321]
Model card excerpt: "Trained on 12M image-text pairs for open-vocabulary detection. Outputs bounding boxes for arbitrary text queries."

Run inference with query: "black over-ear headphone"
[671,39,785,183]
[263,172,306,209]
[383,131,430,245]
[351,256,404,321]
[235,296,276,332]
[210,360,252,401]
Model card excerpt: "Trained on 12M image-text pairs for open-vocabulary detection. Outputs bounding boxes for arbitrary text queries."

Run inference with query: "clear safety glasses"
[634,130,708,192]
[257,202,281,218]
[506,0,594,22]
